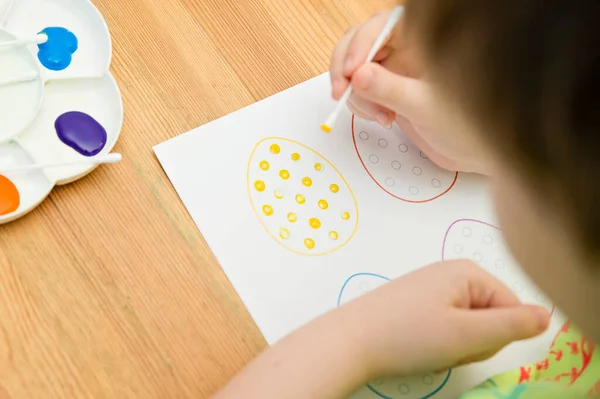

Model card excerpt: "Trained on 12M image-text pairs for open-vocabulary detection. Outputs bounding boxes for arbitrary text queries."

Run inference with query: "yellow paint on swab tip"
[321,6,404,133]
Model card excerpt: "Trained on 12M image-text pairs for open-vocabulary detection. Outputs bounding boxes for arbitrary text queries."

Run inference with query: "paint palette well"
[0,142,53,223]
[17,75,122,184]
[0,1,122,224]
[0,28,44,143]
[2,0,111,79]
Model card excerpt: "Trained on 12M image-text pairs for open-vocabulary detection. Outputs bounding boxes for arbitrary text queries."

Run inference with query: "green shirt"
[460,322,599,399]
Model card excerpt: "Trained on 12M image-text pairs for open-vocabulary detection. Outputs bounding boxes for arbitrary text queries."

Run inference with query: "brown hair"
[405,1,600,258]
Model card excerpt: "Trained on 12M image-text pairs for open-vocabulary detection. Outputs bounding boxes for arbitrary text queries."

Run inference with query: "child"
[214,2,600,398]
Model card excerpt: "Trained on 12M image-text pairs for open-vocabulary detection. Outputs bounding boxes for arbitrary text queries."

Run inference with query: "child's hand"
[215,260,551,399]
[343,260,551,378]
[330,11,488,174]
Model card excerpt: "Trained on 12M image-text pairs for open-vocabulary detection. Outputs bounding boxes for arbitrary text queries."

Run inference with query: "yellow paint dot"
[254,180,266,192]
[287,212,297,223]
[280,170,290,180]
[279,228,290,240]
[318,199,329,210]
[309,218,321,229]
[295,194,306,204]
[259,160,270,171]
[274,190,284,199]
[302,177,313,187]
[304,238,316,250]
[291,153,301,161]
[341,212,351,220]
[330,184,340,193]
[262,205,274,216]
[315,163,323,172]
[329,231,339,241]
[270,144,280,154]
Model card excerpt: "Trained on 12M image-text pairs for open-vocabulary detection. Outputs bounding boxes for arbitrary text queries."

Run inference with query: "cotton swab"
[0,33,47,50]
[0,153,122,174]
[0,71,39,88]
[321,6,405,133]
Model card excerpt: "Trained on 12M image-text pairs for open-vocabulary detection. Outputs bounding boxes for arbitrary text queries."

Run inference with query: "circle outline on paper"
[247,137,359,257]
[351,115,459,204]
[337,273,452,399]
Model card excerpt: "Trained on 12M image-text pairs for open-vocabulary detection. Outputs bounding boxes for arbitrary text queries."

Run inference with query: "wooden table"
[0,1,393,397]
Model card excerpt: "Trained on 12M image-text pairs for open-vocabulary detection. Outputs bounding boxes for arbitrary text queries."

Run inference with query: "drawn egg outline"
[441,218,556,316]
[247,137,359,257]
[337,273,452,399]
[337,272,391,306]
[351,115,459,203]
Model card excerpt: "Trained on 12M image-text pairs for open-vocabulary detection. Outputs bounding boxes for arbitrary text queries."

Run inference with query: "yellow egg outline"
[247,137,359,257]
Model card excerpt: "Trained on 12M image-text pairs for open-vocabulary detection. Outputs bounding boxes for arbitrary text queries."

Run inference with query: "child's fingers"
[346,96,373,121]
[346,105,370,122]
[455,305,550,357]
[351,62,429,119]
[372,45,393,63]
[347,94,395,126]
[343,10,394,77]
[330,26,359,99]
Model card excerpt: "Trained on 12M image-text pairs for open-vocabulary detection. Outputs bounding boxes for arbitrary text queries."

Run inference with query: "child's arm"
[214,261,550,399]
[213,304,370,399]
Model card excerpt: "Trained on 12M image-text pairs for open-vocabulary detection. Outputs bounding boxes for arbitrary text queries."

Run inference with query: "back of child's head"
[405,1,600,262]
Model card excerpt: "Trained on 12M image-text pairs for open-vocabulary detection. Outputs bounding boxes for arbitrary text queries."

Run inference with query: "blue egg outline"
[337,272,391,306]
[337,273,452,399]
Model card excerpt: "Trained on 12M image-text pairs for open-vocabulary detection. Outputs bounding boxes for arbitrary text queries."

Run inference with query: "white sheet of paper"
[154,73,564,399]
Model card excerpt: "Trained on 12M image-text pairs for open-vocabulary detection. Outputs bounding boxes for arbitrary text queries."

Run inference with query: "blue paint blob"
[55,111,107,157]
[37,27,78,71]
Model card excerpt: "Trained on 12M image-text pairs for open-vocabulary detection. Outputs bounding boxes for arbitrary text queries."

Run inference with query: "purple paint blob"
[55,111,107,157]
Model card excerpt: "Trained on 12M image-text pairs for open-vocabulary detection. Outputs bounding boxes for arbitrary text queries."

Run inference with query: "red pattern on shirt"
[519,366,532,384]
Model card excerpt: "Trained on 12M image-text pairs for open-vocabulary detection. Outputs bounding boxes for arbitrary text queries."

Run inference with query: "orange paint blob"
[0,175,20,216]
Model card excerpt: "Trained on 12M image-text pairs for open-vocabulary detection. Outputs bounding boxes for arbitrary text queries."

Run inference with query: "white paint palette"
[0,0,123,224]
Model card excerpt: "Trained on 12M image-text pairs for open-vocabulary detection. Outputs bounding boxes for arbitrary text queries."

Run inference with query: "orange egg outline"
[352,115,459,203]
[247,137,359,257]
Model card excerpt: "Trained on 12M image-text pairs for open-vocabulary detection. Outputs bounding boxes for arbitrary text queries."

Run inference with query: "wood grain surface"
[0,0,393,397]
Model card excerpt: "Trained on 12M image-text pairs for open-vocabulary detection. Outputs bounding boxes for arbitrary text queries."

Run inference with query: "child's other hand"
[330,11,487,174]
[343,260,551,378]
[213,261,550,399]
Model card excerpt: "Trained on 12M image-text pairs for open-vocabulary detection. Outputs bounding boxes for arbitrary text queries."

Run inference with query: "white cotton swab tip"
[0,153,123,174]
[96,153,122,164]
[321,6,404,133]
[35,33,48,44]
